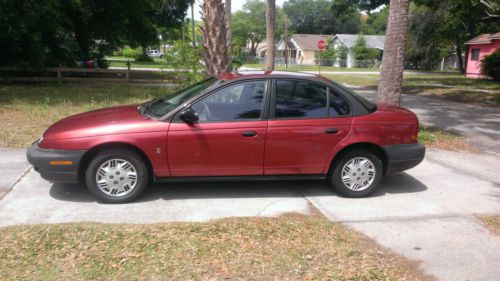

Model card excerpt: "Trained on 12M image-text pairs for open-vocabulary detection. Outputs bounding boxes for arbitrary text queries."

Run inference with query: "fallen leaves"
[0,216,427,280]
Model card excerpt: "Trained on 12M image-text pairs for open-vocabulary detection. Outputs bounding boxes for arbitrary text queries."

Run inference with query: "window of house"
[471,48,480,61]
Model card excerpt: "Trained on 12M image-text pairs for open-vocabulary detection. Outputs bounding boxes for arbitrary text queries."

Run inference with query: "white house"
[331,34,385,67]
[276,34,330,65]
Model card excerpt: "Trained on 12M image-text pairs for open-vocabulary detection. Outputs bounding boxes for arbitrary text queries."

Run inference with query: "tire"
[329,150,383,198]
[85,148,149,203]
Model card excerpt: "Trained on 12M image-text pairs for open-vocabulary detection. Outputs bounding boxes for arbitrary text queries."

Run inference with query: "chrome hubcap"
[95,159,137,197]
[341,157,376,191]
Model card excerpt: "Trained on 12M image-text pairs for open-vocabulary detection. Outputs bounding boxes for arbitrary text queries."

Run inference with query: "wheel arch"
[78,142,155,182]
[328,142,388,176]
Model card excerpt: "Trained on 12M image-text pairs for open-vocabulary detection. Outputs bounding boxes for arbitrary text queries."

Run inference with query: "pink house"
[465,32,500,78]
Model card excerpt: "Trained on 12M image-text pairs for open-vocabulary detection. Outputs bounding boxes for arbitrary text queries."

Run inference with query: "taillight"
[412,123,419,143]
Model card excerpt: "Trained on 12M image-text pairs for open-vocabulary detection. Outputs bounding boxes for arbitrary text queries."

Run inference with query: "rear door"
[264,79,352,175]
[168,79,270,177]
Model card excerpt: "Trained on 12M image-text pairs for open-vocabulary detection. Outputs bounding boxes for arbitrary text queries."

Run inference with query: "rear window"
[330,81,377,113]
[274,80,350,119]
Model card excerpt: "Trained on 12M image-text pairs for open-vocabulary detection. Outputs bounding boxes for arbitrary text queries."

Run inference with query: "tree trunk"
[200,0,230,77]
[376,0,411,105]
[225,0,232,49]
[265,0,275,71]
[250,41,257,56]
[456,45,465,74]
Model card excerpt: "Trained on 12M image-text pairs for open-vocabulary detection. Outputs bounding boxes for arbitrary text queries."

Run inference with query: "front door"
[265,79,352,175]
[168,80,269,177]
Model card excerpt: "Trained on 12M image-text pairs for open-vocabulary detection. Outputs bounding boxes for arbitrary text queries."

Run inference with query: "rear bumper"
[382,143,425,174]
[27,142,86,183]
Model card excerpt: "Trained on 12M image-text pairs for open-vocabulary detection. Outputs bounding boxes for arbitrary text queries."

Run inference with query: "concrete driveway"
[302,149,500,281]
[1,149,499,281]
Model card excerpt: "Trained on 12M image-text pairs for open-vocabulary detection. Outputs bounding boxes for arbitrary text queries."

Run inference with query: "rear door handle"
[242,131,257,137]
[325,128,339,134]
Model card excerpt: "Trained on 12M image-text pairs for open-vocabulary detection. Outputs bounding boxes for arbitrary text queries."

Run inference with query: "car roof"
[219,70,332,84]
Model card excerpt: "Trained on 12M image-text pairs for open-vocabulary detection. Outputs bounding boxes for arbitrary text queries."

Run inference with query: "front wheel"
[85,148,149,203]
[329,150,383,198]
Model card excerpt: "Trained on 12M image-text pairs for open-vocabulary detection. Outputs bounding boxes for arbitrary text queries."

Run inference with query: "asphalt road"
[0,148,499,281]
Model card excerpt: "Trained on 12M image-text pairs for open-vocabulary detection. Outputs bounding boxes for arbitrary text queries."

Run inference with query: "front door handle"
[325,128,339,134]
[242,131,257,137]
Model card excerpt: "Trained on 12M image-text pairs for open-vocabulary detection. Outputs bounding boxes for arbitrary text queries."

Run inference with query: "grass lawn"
[0,83,477,149]
[324,73,500,106]
[0,215,426,280]
[417,125,477,152]
[0,83,172,147]
[242,63,380,72]
[402,74,500,105]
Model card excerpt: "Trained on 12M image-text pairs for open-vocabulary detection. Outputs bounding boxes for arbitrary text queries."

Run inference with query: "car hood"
[43,105,166,141]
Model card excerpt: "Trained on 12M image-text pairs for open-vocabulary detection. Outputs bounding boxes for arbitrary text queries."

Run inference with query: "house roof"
[465,32,500,45]
[290,34,330,50]
[333,34,386,50]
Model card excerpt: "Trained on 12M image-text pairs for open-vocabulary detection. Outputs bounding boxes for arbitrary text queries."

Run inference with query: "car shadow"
[49,172,428,203]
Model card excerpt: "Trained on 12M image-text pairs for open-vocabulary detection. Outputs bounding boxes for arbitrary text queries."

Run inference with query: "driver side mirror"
[179,108,198,124]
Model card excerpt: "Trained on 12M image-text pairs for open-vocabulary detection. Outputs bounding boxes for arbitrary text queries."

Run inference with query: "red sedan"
[27,71,425,203]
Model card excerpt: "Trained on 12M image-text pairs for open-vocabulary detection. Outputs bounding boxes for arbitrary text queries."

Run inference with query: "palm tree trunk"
[200,0,230,77]
[225,0,231,48]
[376,0,411,105]
[265,0,275,71]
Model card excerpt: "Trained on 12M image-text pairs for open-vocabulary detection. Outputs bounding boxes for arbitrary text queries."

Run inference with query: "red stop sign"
[317,39,326,50]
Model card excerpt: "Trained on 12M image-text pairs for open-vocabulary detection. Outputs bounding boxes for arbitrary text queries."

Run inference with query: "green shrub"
[351,34,382,68]
[135,53,154,62]
[164,40,205,86]
[480,49,500,82]
[122,47,142,59]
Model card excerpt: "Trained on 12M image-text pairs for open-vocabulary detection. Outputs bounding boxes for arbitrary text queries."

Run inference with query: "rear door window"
[274,80,350,119]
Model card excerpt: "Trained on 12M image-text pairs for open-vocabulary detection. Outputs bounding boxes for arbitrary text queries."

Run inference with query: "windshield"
[145,78,219,117]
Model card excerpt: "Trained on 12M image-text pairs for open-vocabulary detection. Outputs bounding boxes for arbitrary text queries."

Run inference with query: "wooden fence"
[0,66,180,84]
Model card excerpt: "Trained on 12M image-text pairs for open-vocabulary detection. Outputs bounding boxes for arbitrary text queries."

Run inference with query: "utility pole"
[191,2,196,47]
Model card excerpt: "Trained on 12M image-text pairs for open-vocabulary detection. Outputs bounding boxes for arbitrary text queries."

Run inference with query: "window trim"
[471,48,480,61]
[269,78,352,120]
[172,79,271,124]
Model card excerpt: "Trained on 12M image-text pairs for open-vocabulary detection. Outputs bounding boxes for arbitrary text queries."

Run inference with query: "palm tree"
[225,0,232,48]
[200,0,230,77]
[265,0,276,71]
[376,0,410,105]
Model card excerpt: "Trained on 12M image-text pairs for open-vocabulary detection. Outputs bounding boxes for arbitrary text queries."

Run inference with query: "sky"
[189,0,287,21]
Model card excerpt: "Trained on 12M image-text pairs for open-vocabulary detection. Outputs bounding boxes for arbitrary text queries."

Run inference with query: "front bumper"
[382,143,425,174]
[27,142,86,183]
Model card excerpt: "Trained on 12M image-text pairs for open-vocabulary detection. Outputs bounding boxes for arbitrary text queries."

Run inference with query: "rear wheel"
[85,148,149,203]
[329,150,383,198]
